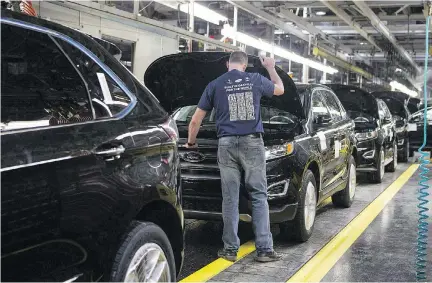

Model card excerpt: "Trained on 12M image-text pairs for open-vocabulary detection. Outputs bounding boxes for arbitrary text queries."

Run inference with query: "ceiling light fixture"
[221,25,338,74]
[390,80,418,97]
[315,11,326,16]
[154,0,227,25]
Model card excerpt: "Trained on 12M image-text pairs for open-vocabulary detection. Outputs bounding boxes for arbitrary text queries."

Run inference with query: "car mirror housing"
[314,114,332,125]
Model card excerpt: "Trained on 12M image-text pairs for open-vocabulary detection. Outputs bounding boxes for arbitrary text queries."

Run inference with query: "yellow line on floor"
[180,240,256,282]
[287,164,419,283]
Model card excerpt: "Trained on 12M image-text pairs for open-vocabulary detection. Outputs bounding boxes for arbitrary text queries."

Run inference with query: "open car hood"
[144,52,305,120]
[371,91,409,118]
[326,84,379,119]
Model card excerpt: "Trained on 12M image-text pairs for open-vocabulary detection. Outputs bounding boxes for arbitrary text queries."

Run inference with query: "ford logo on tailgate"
[182,151,206,163]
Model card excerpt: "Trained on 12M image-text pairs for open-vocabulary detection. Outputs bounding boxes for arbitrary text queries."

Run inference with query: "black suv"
[328,84,398,183]
[1,10,184,282]
[144,52,357,242]
[372,91,412,162]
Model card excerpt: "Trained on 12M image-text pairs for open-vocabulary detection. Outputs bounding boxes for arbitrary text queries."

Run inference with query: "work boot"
[255,250,281,262]
[217,248,238,262]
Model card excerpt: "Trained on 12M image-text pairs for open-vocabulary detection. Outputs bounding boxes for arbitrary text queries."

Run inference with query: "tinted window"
[311,91,330,119]
[1,24,92,131]
[377,99,392,120]
[55,39,131,118]
[322,90,343,121]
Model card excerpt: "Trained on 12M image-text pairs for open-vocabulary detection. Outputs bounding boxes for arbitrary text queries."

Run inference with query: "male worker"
[185,51,285,262]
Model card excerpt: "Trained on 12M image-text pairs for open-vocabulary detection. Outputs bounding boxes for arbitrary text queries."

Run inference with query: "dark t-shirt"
[197,69,275,137]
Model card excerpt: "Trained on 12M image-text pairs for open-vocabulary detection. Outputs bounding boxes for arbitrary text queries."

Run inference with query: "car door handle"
[94,145,125,160]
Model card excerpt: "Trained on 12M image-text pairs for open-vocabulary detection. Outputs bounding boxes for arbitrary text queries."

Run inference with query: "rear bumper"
[184,202,298,224]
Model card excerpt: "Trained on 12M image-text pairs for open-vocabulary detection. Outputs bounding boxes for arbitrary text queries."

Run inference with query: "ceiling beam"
[306,13,425,22]
[224,0,309,42]
[319,1,382,51]
[353,0,421,74]
[282,1,423,9]
[274,7,352,53]
[225,0,353,54]
[315,24,426,35]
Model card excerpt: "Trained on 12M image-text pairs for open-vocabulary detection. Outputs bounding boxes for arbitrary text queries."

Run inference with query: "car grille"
[183,197,222,212]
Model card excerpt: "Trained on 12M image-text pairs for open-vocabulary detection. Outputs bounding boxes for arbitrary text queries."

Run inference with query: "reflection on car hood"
[372,92,408,118]
[144,52,305,120]
[326,84,379,118]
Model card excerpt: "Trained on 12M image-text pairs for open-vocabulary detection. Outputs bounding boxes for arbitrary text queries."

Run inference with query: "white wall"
[32,1,178,83]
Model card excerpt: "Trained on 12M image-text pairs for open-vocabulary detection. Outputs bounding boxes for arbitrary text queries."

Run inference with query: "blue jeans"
[217,135,273,253]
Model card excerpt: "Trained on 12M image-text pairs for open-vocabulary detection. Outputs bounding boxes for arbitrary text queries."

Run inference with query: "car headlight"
[356,130,378,141]
[265,142,294,160]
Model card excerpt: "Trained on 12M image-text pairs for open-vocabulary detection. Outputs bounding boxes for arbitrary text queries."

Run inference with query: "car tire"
[371,147,385,183]
[110,221,176,283]
[386,142,398,172]
[280,170,317,242]
[400,139,409,163]
[332,155,356,208]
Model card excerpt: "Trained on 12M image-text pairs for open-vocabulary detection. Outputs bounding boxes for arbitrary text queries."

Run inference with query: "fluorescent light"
[360,42,367,45]
[221,25,338,74]
[390,80,418,97]
[302,30,310,34]
[316,11,326,16]
[154,0,227,25]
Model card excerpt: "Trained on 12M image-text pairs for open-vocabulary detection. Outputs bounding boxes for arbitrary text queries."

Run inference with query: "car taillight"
[161,117,179,142]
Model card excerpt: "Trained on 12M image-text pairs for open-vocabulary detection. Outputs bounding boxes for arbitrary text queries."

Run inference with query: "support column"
[322,58,327,83]
[302,8,309,83]
[233,6,238,46]
[188,1,195,52]
[133,0,139,16]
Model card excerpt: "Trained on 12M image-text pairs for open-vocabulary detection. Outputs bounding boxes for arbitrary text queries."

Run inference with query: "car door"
[310,89,336,191]
[0,21,137,281]
[377,99,394,160]
[321,89,351,182]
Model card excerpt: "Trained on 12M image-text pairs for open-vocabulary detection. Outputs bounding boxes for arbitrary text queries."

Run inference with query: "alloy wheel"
[304,182,317,231]
[124,243,171,282]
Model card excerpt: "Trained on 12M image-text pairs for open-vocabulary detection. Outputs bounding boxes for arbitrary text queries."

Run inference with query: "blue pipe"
[416,15,430,282]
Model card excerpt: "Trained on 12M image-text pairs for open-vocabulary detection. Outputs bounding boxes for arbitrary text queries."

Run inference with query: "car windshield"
[173,105,298,126]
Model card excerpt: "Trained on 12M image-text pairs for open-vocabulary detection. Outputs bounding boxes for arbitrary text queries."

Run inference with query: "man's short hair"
[229,51,248,65]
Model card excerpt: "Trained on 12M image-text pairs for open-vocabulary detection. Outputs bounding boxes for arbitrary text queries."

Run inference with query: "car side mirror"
[314,114,332,125]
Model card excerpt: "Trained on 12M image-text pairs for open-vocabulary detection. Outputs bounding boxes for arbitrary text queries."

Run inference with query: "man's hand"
[184,143,198,149]
[260,56,276,69]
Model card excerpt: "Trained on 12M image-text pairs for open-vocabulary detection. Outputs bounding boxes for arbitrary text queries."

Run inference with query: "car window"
[377,99,392,121]
[322,90,343,121]
[55,38,131,118]
[1,23,92,131]
[311,91,331,120]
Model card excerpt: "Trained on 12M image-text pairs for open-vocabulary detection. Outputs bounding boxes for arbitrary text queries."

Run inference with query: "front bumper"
[184,202,298,224]
[182,158,299,224]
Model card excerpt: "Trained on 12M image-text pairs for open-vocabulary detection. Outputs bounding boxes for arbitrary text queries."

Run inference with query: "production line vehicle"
[372,91,411,162]
[1,10,184,282]
[145,52,358,242]
[327,84,398,183]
